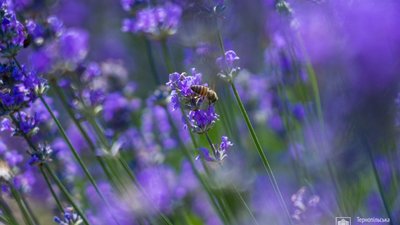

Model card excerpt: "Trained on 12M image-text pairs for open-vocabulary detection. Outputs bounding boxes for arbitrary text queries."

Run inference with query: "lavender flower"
[142,104,177,150]
[59,28,89,65]
[291,187,320,222]
[28,143,53,166]
[0,62,47,114]
[188,106,219,134]
[1,112,39,137]
[54,207,83,225]
[0,2,26,57]
[166,69,220,133]
[122,3,182,40]
[196,136,233,162]
[4,150,23,167]
[137,165,177,213]
[217,50,241,82]
[166,70,202,111]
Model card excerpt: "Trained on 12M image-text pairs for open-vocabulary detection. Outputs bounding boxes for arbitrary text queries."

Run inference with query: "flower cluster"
[291,187,320,221]
[0,62,48,114]
[54,207,83,225]
[167,69,219,133]
[25,16,63,48]
[28,143,53,166]
[217,50,241,82]
[196,136,233,162]
[1,111,39,137]
[122,3,182,40]
[0,2,26,57]
[166,70,203,111]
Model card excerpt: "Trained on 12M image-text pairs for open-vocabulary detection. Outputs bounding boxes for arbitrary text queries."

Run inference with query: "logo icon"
[336,217,351,225]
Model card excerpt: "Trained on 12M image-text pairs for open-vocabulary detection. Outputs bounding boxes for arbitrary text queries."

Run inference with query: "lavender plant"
[0,0,399,224]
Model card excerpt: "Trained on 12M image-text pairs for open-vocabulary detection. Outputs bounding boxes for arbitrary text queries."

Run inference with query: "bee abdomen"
[191,85,208,96]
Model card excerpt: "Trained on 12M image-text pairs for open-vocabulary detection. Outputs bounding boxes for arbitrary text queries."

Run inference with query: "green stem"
[44,164,90,225]
[230,82,293,225]
[39,96,106,204]
[365,142,394,225]
[295,32,324,126]
[157,35,229,223]
[144,38,161,85]
[84,112,173,225]
[161,39,174,73]
[204,132,260,225]
[50,80,117,187]
[19,191,40,225]
[10,185,35,225]
[214,27,291,223]
[0,194,20,225]
[39,165,64,212]
[165,107,230,225]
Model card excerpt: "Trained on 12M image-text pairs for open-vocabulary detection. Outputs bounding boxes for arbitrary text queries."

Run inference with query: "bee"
[190,85,218,104]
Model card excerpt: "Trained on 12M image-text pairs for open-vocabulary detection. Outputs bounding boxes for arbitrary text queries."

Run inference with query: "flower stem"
[230,81,293,225]
[295,32,323,125]
[161,39,174,73]
[9,184,35,225]
[213,26,291,223]
[0,195,19,225]
[204,132,260,225]
[39,96,107,206]
[39,165,64,212]
[11,56,108,221]
[365,140,394,225]
[84,112,173,225]
[43,164,90,225]
[144,38,161,85]
[165,107,230,225]
[49,79,118,187]
[19,191,40,225]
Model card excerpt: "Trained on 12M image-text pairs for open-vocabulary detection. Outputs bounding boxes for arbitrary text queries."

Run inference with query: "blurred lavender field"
[0,0,399,224]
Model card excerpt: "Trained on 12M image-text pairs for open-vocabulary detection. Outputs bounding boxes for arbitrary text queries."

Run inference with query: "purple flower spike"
[59,28,89,65]
[122,3,182,40]
[54,207,82,225]
[217,50,241,82]
[188,106,219,134]
[28,143,53,166]
[196,136,233,162]
[0,2,26,57]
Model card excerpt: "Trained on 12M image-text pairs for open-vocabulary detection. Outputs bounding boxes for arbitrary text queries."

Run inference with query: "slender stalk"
[164,106,230,225]
[230,82,293,224]
[12,56,109,219]
[19,192,40,225]
[39,165,63,212]
[144,38,161,85]
[84,112,173,225]
[213,25,292,223]
[295,32,323,125]
[39,96,107,205]
[9,185,35,225]
[0,194,19,225]
[152,35,229,224]
[43,164,90,225]
[50,79,117,187]
[0,216,9,224]
[204,132,260,225]
[161,39,173,73]
[365,141,394,225]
